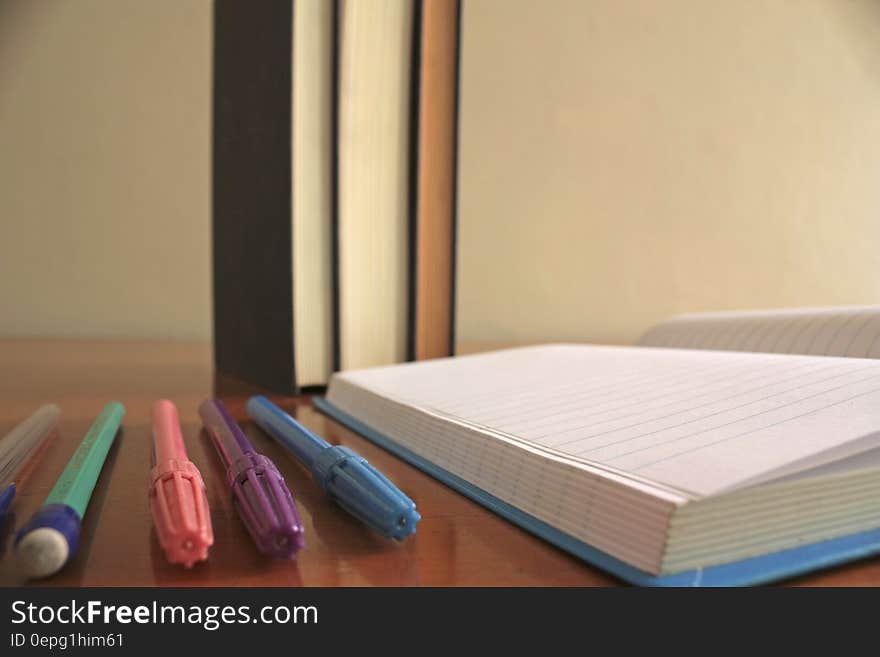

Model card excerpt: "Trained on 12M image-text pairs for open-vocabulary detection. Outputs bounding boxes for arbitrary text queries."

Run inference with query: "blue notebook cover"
[314,396,880,586]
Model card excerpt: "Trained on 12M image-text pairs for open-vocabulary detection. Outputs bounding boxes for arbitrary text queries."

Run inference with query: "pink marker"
[149,400,213,567]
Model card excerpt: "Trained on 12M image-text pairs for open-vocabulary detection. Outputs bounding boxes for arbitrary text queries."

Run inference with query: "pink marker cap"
[149,400,214,567]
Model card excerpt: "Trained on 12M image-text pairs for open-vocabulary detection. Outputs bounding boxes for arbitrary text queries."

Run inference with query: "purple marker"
[198,398,304,558]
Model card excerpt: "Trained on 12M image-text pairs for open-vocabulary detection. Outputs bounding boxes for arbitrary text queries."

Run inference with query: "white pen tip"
[16,528,69,579]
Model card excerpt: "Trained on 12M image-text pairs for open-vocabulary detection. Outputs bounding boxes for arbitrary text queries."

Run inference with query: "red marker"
[149,400,213,567]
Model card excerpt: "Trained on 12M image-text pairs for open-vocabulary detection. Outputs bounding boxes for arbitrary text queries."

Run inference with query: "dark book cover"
[212,0,296,393]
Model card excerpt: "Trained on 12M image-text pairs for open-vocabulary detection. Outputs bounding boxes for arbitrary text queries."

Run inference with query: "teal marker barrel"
[15,401,125,578]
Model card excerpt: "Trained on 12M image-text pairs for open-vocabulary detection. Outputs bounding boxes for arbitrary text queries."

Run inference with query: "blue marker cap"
[313,445,420,541]
[15,504,81,579]
[246,395,420,540]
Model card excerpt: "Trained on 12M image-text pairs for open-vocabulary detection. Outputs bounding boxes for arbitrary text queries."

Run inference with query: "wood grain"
[0,339,876,586]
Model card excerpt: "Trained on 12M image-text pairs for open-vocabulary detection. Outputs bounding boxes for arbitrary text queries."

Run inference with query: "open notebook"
[315,306,880,585]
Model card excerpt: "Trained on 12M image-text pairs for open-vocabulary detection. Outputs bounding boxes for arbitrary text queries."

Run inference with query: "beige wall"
[457,0,880,346]
[0,0,211,338]
[3,1,880,344]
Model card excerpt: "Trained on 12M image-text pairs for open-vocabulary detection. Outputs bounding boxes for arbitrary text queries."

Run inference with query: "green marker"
[15,402,125,578]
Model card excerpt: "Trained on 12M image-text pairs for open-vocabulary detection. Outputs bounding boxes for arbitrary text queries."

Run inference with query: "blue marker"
[246,396,420,540]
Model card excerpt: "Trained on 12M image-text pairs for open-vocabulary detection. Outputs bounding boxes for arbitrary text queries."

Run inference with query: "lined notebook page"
[638,306,880,358]
[334,345,880,496]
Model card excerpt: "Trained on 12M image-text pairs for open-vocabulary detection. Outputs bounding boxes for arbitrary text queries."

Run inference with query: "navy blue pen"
[246,395,420,540]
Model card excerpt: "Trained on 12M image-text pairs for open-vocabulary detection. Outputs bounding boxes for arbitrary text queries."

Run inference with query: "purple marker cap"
[198,398,304,558]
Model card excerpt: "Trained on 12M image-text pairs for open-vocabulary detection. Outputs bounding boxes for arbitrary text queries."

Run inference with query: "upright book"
[316,306,880,585]
[411,0,460,361]
[213,0,335,392]
[336,0,415,371]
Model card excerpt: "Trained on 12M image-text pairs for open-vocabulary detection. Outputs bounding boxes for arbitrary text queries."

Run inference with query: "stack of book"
[213,0,460,392]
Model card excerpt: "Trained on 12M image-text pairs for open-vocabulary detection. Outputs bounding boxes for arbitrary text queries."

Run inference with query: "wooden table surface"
[1,339,878,587]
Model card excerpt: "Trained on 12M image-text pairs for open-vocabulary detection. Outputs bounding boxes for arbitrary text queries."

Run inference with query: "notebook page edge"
[331,343,880,497]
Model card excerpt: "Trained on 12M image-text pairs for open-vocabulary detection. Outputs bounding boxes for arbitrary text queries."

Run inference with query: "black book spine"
[330,0,342,374]
[448,0,462,357]
[406,0,425,363]
[212,0,297,394]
